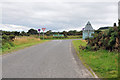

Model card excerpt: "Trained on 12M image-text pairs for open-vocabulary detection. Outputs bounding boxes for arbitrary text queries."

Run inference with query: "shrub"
[9,35,15,41]
[2,42,11,50]
[86,22,120,52]
[79,45,86,50]
[9,42,15,47]
[86,45,92,51]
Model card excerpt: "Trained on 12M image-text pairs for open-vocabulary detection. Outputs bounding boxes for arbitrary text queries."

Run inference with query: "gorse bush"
[2,34,15,44]
[2,42,14,50]
[2,33,15,51]
[86,22,120,52]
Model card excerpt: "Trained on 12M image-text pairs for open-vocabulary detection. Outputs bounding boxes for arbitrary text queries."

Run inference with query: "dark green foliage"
[2,34,15,51]
[21,31,28,36]
[2,42,15,50]
[2,34,15,42]
[9,35,15,41]
[62,31,67,38]
[45,30,52,36]
[98,27,111,31]
[79,45,86,50]
[95,30,102,34]
[2,31,16,50]
[66,30,82,36]
[114,23,117,27]
[27,29,38,35]
[85,45,92,50]
[2,31,20,36]
[87,22,120,52]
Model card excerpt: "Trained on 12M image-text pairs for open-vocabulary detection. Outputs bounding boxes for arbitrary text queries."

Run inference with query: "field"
[39,35,82,40]
[72,40,118,78]
[2,36,49,55]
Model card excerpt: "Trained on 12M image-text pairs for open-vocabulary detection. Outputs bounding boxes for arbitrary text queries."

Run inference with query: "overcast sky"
[0,0,119,32]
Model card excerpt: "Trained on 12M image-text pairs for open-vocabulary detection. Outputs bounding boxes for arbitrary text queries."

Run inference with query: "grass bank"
[2,36,49,55]
[72,40,118,78]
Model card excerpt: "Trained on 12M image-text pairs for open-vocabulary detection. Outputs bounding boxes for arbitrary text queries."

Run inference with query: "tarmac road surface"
[2,39,93,78]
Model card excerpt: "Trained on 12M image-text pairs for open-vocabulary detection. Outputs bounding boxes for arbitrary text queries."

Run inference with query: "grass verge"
[72,40,118,78]
[2,36,49,55]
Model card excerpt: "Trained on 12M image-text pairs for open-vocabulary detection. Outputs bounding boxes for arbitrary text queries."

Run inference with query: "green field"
[39,35,82,40]
[2,36,49,55]
[72,40,118,78]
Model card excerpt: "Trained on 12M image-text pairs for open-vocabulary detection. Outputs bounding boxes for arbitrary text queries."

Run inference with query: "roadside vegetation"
[72,40,118,78]
[39,35,82,40]
[1,29,82,55]
[2,35,48,55]
[72,22,120,78]
[86,23,120,52]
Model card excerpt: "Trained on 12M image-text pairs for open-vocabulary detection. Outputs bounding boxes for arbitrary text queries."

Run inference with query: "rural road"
[2,39,93,78]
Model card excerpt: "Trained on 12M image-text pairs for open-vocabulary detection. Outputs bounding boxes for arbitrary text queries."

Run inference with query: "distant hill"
[98,26,112,31]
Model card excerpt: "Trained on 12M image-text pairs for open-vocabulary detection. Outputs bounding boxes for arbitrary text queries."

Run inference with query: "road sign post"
[42,28,46,40]
[38,29,41,39]
[43,32,44,40]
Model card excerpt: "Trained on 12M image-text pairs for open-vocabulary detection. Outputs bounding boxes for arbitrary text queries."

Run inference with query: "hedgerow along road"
[2,39,93,78]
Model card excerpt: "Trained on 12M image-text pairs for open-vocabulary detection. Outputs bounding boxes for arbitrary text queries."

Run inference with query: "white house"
[83,21,94,40]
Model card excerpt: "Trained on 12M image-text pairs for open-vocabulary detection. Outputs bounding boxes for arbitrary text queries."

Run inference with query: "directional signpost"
[38,29,41,39]
[42,28,46,40]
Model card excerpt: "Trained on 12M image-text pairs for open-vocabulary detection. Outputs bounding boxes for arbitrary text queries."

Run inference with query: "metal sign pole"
[43,31,44,40]
[39,31,40,39]
[38,29,41,39]
[42,28,46,40]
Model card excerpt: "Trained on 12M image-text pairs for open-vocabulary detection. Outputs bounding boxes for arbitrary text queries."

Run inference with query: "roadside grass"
[2,36,49,55]
[72,40,118,78]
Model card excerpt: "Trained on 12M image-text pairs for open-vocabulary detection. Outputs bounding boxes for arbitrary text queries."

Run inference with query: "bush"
[79,45,86,50]
[91,46,99,51]
[9,35,15,41]
[86,45,92,51]
[9,42,15,47]
[2,32,16,51]
[2,34,15,41]
[86,23,120,52]
[2,42,11,50]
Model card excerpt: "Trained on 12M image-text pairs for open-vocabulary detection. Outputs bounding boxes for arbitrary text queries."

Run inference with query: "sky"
[0,0,119,32]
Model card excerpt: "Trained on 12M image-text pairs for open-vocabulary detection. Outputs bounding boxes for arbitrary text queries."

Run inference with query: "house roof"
[84,21,94,30]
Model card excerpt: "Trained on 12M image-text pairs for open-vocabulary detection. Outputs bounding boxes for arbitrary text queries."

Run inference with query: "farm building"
[83,21,94,40]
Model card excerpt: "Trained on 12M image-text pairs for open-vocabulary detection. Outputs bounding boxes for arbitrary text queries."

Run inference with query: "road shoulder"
[71,42,98,78]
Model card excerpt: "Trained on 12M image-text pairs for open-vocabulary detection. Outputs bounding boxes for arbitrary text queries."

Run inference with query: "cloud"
[0,24,31,32]
[1,1,118,32]
[0,0,119,2]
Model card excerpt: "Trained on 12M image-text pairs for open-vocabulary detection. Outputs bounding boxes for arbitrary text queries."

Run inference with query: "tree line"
[1,29,83,44]
[2,29,83,39]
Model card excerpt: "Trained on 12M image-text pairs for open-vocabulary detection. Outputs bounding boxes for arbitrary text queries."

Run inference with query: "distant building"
[53,34,64,37]
[83,21,94,40]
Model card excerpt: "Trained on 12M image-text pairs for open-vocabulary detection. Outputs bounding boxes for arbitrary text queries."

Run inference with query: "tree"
[73,30,77,36]
[46,30,52,36]
[27,29,38,35]
[21,31,27,36]
[12,31,20,36]
[63,31,67,38]
[68,30,75,35]
[114,23,117,27]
